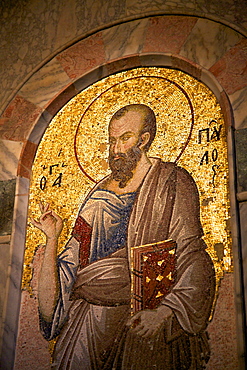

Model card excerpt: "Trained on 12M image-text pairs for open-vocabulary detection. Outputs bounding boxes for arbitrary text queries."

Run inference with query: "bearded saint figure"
[32,104,215,370]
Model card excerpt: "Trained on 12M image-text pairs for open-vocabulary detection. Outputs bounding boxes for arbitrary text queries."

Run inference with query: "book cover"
[131,239,177,314]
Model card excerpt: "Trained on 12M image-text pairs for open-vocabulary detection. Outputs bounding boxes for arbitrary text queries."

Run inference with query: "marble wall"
[0,0,247,116]
[0,1,246,369]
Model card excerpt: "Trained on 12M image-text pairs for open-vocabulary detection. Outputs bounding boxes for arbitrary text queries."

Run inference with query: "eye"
[121,135,132,142]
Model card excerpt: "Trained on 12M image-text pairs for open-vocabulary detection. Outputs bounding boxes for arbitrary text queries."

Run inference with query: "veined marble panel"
[125,0,247,33]
[18,58,72,109]
[210,38,247,95]
[0,179,16,236]
[0,140,23,181]
[74,0,126,34]
[0,177,29,369]
[56,33,106,80]
[0,235,11,244]
[239,201,247,328]
[0,242,11,332]
[143,16,197,54]
[180,18,242,70]
[0,96,42,142]
[102,19,148,60]
[225,124,246,368]
[229,87,247,130]
[0,0,247,116]
[237,192,247,202]
[226,125,239,244]
[0,0,126,115]
[235,128,247,193]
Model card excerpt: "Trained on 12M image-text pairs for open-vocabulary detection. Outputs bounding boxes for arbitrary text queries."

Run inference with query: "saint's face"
[108,111,143,158]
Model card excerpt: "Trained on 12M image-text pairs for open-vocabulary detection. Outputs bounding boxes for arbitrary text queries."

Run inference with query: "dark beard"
[109,145,142,188]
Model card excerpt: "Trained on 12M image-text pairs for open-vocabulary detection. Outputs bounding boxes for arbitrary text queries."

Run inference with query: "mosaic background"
[24,67,231,300]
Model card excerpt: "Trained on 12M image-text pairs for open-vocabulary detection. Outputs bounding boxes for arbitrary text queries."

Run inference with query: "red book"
[131,239,177,314]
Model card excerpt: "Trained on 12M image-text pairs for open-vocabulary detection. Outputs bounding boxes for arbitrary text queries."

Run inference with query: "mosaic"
[23,67,231,368]
[25,67,231,290]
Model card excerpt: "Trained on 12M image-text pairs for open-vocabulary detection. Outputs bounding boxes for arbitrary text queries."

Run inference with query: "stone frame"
[0,15,246,369]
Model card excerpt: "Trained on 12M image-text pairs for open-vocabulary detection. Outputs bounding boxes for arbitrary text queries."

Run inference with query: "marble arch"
[0,15,246,369]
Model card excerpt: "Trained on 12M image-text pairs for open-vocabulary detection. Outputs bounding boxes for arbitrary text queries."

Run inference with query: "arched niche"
[0,15,246,370]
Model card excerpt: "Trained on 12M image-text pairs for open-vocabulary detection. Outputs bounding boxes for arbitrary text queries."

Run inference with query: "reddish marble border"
[143,16,198,54]
[56,32,106,80]
[210,38,247,95]
[0,96,42,142]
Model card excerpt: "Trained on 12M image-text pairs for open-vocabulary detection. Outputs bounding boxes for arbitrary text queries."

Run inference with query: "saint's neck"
[106,152,152,195]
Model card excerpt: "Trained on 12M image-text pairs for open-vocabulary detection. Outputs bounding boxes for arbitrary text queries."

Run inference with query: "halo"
[74,75,194,183]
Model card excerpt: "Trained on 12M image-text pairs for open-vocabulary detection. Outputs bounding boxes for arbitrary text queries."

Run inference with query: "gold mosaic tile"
[24,67,231,294]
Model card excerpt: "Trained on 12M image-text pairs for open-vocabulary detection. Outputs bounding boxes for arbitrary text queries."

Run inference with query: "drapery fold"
[40,158,215,369]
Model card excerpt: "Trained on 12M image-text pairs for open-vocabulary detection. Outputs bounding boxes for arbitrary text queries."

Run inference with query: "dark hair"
[110,104,157,151]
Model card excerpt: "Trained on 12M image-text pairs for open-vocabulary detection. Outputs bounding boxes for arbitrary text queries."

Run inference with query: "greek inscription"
[49,164,59,175]
[211,125,222,141]
[39,163,65,190]
[198,128,210,144]
[212,165,220,187]
[198,121,222,144]
[212,149,218,162]
[40,176,47,190]
[52,173,63,188]
[200,151,209,165]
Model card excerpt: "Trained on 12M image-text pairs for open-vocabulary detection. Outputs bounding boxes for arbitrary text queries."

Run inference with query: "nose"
[113,139,121,154]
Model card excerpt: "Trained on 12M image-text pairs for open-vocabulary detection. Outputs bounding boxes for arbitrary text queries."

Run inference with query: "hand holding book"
[126,305,173,338]
[131,239,177,314]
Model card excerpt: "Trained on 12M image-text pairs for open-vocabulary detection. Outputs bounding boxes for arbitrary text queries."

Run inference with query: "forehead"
[109,111,143,137]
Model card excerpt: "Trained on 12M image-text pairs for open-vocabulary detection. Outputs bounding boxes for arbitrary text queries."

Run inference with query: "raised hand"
[31,202,63,240]
[31,203,62,322]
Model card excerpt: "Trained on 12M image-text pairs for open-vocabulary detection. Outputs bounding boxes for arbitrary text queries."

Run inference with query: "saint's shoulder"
[159,159,196,185]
